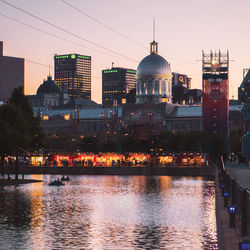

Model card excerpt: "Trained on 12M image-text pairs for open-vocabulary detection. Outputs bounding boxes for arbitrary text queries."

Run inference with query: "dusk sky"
[1,0,250,103]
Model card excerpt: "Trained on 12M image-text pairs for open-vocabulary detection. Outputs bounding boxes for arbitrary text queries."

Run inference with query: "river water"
[0,175,218,249]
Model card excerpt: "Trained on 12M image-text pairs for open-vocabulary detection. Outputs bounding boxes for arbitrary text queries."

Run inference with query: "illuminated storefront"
[158,155,173,165]
[94,154,125,167]
[30,156,44,166]
[127,153,150,166]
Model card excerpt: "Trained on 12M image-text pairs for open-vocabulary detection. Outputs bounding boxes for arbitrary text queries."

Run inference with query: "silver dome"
[137,53,172,77]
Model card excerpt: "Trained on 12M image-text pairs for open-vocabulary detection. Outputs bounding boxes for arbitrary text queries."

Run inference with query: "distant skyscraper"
[202,50,229,135]
[0,41,24,101]
[54,53,91,99]
[102,67,136,106]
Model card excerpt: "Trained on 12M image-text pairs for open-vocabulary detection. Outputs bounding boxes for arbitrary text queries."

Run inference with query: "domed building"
[28,76,69,108]
[136,41,172,104]
[37,76,62,96]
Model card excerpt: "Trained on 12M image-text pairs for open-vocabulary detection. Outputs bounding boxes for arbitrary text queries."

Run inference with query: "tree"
[8,87,44,152]
[0,87,43,179]
[0,103,30,179]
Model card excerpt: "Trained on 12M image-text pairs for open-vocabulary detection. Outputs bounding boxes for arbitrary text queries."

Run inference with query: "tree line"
[0,87,43,179]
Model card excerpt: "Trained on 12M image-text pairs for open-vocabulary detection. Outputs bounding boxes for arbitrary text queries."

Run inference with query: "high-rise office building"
[0,41,24,101]
[54,53,91,99]
[102,67,136,106]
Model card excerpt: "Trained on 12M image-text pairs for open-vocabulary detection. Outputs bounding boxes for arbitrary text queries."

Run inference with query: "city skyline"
[1,0,250,103]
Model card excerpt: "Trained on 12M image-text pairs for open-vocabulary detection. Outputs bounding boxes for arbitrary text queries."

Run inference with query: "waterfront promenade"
[215,161,250,249]
[2,165,214,177]
[226,163,250,190]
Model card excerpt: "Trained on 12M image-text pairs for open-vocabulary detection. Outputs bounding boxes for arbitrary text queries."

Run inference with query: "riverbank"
[0,179,42,186]
[2,165,214,177]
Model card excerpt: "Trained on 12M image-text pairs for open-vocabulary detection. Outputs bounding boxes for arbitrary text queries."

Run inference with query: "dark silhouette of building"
[102,67,136,107]
[27,76,70,108]
[125,88,136,104]
[172,72,193,104]
[172,85,187,104]
[0,41,24,101]
[185,89,202,105]
[172,72,191,89]
[54,54,91,100]
[238,69,250,161]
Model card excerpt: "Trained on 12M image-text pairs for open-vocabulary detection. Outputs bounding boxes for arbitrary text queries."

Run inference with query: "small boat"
[49,180,65,186]
[61,176,70,181]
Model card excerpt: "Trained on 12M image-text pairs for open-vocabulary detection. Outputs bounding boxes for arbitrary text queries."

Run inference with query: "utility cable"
[0,0,139,63]
[0,12,118,57]
[61,0,148,50]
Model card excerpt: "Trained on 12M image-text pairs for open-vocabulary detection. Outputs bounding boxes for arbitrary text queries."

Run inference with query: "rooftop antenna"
[150,18,158,54]
[49,64,51,77]
[153,18,155,41]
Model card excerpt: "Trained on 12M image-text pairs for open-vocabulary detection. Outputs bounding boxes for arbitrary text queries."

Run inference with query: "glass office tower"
[54,54,91,99]
[102,67,136,107]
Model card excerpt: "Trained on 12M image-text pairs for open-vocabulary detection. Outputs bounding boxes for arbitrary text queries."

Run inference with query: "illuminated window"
[64,114,70,120]
[43,115,49,121]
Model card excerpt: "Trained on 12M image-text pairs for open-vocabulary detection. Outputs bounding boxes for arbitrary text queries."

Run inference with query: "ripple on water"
[0,175,218,249]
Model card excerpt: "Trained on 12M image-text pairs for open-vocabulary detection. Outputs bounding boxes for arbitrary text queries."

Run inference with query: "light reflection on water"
[0,175,218,249]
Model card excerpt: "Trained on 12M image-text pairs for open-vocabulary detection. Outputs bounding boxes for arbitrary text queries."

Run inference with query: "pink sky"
[1,0,250,103]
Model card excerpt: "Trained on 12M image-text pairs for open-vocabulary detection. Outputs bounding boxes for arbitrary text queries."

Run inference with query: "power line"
[61,0,199,66]
[0,12,117,57]
[6,53,102,79]
[0,0,139,63]
[61,0,148,50]
[26,59,50,68]
[25,59,101,79]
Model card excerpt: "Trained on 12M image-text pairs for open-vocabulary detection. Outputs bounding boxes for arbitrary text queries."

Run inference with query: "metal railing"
[219,156,250,236]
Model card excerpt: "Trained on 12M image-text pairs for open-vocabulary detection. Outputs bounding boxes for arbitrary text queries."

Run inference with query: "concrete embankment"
[215,163,250,250]
[215,168,241,250]
[0,179,42,186]
[3,165,214,177]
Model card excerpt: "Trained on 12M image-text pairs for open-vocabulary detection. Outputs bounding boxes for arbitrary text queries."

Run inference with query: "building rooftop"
[38,107,122,119]
[37,76,62,95]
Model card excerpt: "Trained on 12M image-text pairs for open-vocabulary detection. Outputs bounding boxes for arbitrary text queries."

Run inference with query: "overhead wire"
[8,55,102,79]
[61,0,148,50]
[0,0,198,66]
[0,0,139,63]
[0,0,202,79]
[61,0,199,66]
[0,12,121,57]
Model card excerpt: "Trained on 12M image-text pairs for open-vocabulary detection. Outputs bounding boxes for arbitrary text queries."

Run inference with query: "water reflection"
[0,175,218,249]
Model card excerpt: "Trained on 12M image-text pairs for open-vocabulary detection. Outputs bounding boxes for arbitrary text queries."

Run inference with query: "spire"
[150,19,158,54]
[49,64,51,77]
[153,18,155,41]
